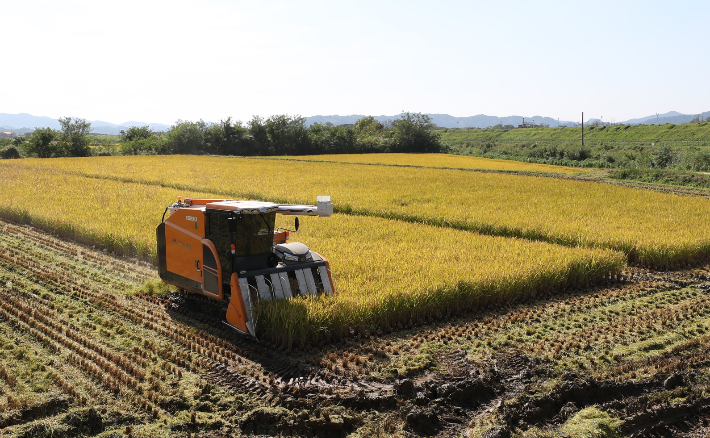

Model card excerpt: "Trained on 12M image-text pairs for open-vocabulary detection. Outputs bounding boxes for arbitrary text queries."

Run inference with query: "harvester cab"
[156,196,335,338]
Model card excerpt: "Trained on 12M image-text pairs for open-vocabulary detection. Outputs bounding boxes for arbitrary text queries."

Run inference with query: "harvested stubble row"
[4,155,709,268]
[0,166,623,345]
[0,229,261,416]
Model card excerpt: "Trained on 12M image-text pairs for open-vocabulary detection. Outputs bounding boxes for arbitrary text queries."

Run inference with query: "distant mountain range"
[615,111,710,126]
[306,113,575,128]
[1,111,708,134]
[0,113,170,135]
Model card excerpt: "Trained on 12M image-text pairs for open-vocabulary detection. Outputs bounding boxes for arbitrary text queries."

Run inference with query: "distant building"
[0,131,17,138]
[517,118,535,129]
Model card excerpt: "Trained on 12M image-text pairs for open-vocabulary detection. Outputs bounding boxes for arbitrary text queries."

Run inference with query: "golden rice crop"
[0,165,624,345]
[5,155,709,268]
[264,214,623,347]
[270,152,591,174]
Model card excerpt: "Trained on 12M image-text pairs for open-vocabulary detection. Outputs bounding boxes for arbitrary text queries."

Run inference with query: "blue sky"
[3,0,708,125]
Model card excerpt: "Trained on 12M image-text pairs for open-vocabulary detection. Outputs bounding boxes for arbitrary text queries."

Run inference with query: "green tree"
[124,125,153,142]
[1,145,21,159]
[121,126,158,155]
[205,118,250,156]
[352,116,388,152]
[247,116,269,154]
[354,116,384,134]
[27,128,58,158]
[58,117,92,157]
[308,123,356,154]
[163,120,208,154]
[264,114,311,155]
[390,112,441,153]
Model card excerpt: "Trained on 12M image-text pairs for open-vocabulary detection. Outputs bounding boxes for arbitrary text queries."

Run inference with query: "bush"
[1,145,21,159]
[651,145,676,168]
[565,146,592,161]
[691,149,710,171]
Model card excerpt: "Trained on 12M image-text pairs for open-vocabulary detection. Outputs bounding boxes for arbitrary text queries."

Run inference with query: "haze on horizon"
[2,0,708,126]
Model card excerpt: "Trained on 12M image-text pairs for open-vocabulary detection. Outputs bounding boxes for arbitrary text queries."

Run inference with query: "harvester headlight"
[282,250,313,262]
[283,253,300,262]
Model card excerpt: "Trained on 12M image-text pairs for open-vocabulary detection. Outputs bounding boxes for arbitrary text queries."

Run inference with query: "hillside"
[441,122,710,170]
[441,122,710,144]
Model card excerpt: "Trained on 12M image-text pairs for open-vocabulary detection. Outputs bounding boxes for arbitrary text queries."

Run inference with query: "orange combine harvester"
[156,196,335,338]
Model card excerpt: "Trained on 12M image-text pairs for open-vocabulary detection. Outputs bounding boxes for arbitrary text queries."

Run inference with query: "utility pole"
[656,113,659,124]
[582,112,584,146]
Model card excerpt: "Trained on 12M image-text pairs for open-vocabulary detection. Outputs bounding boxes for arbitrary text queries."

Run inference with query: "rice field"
[4,155,710,268]
[3,153,710,437]
[0,163,624,345]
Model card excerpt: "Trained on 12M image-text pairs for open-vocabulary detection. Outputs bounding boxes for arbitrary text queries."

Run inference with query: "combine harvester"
[156,196,335,338]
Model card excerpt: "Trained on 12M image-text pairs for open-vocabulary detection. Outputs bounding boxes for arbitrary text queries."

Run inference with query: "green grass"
[440,122,710,170]
[441,122,710,144]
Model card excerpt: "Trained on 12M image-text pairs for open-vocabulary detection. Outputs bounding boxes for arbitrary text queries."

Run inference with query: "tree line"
[3,113,442,159]
[2,117,92,159]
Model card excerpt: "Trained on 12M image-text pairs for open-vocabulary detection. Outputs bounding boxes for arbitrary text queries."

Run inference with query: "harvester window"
[234,213,275,257]
[206,211,277,279]
[208,213,230,239]
[207,212,233,284]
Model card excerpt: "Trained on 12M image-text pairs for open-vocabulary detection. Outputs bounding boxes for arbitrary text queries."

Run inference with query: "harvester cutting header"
[157,196,335,338]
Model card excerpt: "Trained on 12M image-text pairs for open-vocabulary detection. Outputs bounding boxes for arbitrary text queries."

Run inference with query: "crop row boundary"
[0,206,154,263]
[226,155,585,176]
[257,253,626,347]
[7,161,710,270]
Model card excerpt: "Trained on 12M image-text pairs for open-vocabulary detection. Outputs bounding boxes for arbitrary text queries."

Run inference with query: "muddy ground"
[1,218,710,437]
